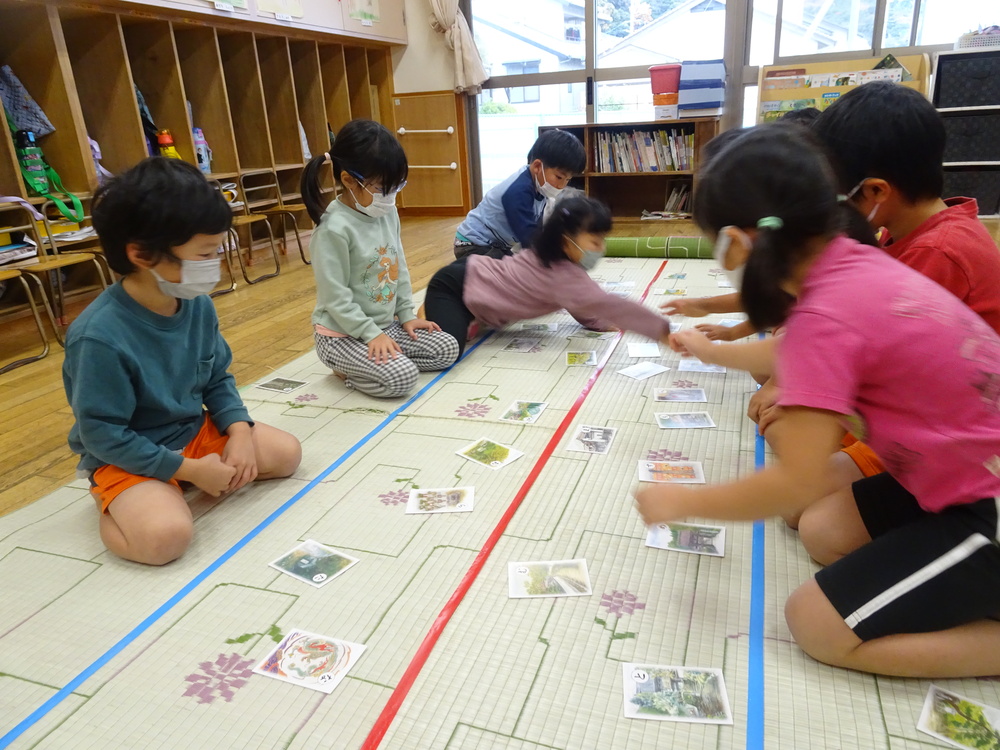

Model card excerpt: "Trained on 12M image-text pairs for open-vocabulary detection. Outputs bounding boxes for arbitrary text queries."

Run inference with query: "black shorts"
[815,472,1000,641]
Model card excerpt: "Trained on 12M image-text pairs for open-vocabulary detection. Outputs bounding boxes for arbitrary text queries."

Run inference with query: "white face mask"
[351,182,399,219]
[713,227,749,291]
[536,171,563,201]
[567,236,604,271]
[151,257,221,299]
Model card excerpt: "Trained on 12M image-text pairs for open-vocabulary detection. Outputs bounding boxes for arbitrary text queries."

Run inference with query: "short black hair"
[694,125,841,330]
[813,82,945,202]
[301,119,408,224]
[528,129,586,174]
[780,107,821,126]
[92,157,232,275]
[532,194,612,267]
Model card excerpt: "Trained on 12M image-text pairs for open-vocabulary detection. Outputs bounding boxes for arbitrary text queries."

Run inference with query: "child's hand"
[695,323,737,341]
[222,426,258,492]
[660,297,710,317]
[747,379,780,425]
[184,454,237,497]
[368,333,402,364]
[634,484,693,527]
[669,329,715,361]
[402,318,442,340]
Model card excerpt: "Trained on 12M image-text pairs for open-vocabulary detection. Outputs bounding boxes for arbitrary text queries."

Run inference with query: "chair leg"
[1,275,52,373]
[23,271,64,345]
[231,222,281,284]
[210,241,238,297]
[285,212,309,265]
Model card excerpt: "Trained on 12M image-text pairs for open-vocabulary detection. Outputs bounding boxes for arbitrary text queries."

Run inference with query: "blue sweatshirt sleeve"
[66,337,185,481]
[201,326,253,434]
[500,172,542,248]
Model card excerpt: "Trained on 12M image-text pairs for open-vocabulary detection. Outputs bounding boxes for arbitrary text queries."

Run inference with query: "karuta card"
[655,411,716,429]
[636,460,706,484]
[717,277,733,288]
[571,330,617,340]
[456,438,525,470]
[566,351,598,366]
[665,272,686,280]
[622,664,732,724]
[618,362,669,380]
[565,424,618,454]
[917,685,1000,750]
[256,377,308,393]
[253,629,365,694]
[653,387,707,403]
[268,540,360,588]
[502,337,544,353]
[406,486,474,514]
[718,319,743,328]
[498,400,548,424]
[627,342,661,358]
[646,522,726,556]
[678,359,726,373]
[520,322,559,332]
[508,559,592,598]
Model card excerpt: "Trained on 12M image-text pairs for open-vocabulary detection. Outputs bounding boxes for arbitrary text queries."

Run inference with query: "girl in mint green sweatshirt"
[301,120,459,398]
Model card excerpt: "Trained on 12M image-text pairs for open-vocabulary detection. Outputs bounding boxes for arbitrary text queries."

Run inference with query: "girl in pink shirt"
[636,125,1000,679]
[424,195,672,355]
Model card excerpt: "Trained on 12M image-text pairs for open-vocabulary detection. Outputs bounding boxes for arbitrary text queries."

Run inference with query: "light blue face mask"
[567,236,604,271]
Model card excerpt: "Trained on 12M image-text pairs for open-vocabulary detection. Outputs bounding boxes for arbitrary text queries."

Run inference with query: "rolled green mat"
[604,236,712,258]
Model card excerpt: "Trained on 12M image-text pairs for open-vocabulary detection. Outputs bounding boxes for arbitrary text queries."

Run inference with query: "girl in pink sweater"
[424,195,671,355]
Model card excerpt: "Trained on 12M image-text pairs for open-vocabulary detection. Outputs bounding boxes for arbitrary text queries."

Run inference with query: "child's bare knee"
[137,518,193,566]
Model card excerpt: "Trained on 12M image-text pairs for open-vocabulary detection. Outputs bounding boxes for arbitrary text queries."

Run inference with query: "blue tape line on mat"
[746,427,766,750]
[0,335,492,749]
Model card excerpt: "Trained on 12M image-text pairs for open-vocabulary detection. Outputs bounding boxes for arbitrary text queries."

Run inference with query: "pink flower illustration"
[672,379,700,389]
[646,449,689,462]
[295,393,319,402]
[455,402,491,418]
[183,652,256,704]
[378,489,409,506]
[600,590,647,618]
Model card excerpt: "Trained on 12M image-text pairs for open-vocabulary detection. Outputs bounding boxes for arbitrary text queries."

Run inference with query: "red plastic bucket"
[649,63,682,94]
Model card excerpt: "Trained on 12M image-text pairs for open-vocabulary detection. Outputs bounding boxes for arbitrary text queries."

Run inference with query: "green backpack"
[9,119,84,223]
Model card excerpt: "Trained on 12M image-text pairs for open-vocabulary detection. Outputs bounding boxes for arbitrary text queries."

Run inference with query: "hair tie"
[324,152,333,164]
[835,194,848,203]
[757,216,783,230]
[561,207,570,216]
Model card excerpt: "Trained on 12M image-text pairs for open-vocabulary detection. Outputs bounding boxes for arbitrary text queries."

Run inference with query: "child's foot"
[331,370,347,381]
[467,320,480,340]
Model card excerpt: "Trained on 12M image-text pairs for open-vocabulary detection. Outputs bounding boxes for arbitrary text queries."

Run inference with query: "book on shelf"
[593,128,695,173]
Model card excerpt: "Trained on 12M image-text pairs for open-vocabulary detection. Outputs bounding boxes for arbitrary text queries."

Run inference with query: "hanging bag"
[10,125,84,222]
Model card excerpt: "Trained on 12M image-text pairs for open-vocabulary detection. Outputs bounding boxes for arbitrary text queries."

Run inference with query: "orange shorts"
[839,434,885,478]
[91,414,230,513]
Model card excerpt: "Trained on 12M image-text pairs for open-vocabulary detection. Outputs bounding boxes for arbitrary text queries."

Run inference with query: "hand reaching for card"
[634,484,693,527]
[668,329,715,361]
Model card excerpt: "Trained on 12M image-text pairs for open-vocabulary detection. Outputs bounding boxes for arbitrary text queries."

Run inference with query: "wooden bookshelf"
[539,118,720,231]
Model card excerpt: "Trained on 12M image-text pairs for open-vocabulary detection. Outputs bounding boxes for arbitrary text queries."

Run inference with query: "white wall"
[391,0,456,93]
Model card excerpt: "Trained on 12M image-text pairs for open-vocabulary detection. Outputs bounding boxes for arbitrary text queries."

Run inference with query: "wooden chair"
[0,268,59,373]
[241,169,310,265]
[4,201,107,333]
[222,177,282,284]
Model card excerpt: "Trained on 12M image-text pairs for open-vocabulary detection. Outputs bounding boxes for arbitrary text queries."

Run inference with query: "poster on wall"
[258,0,303,16]
[347,0,379,22]
[206,0,248,9]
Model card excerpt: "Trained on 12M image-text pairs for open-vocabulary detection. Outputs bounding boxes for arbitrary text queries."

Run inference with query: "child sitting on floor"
[300,119,459,398]
[425,195,673,356]
[454,129,586,259]
[64,158,302,566]
[636,125,1000,679]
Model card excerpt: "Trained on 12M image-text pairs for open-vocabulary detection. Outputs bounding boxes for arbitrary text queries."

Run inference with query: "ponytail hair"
[300,119,408,224]
[532,194,612,267]
[693,124,841,330]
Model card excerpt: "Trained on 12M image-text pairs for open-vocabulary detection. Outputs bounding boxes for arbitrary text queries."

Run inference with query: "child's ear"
[723,226,753,269]
[125,242,156,270]
[861,177,892,205]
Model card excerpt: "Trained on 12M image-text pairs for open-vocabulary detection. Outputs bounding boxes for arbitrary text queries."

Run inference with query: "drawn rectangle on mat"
[0,547,99,633]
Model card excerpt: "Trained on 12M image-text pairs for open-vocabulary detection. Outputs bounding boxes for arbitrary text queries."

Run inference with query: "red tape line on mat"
[360,260,669,749]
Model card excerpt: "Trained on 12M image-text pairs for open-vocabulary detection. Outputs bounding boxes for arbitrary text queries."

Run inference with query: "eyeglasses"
[348,171,407,196]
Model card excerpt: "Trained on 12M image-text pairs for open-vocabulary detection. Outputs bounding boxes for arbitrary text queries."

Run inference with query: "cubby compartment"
[173,23,240,178]
[343,46,372,121]
[934,50,1000,109]
[59,10,147,176]
[366,48,393,127]
[944,167,1000,217]
[943,111,1000,163]
[0,128,27,201]
[217,30,274,173]
[121,18,196,164]
[319,43,352,133]
[0,4,94,194]
[289,40,329,161]
[256,35,303,169]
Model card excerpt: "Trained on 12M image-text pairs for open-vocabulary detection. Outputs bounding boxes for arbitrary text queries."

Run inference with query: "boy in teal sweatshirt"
[63,158,301,565]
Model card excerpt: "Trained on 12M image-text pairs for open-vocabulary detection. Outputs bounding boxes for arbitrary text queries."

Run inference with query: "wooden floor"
[0,216,461,517]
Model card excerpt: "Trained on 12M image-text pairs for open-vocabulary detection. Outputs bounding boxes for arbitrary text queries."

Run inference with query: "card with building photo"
[256,377,308,393]
[565,424,618,454]
[653,387,707,403]
[646,522,725,556]
[655,411,716,429]
[406,486,474,514]
[622,664,732,724]
[498,400,548,424]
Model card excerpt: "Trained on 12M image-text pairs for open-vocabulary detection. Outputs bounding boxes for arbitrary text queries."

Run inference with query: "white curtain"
[428,0,488,95]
